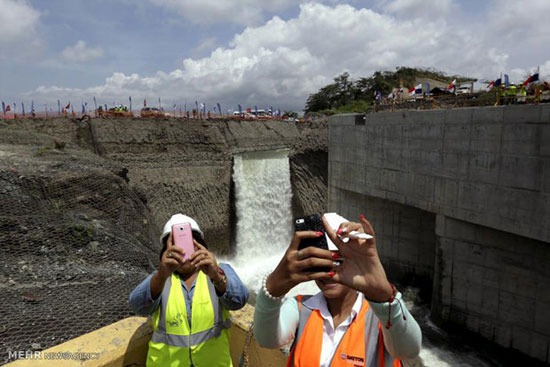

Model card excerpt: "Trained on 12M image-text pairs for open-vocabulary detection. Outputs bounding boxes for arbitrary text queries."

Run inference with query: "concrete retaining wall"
[328,105,550,363]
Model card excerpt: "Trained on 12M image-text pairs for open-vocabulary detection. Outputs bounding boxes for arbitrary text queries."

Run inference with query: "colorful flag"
[408,86,415,95]
[238,104,242,115]
[486,80,495,91]
[65,102,70,110]
[144,99,147,107]
[2,101,5,114]
[447,80,456,93]
[522,67,540,86]
[254,106,258,116]
[22,102,25,116]
[426,83,430,95]
[6,104,11,112]
[58,100,61,114]
[504,74,510,88]
[494,74,502,87]
[93,96,97,110]
[31,100,34,113]
[82,103,86,115]
[217,103,221,116]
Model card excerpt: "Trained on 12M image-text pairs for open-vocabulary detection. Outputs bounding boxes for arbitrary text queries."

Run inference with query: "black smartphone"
[294,214,330,272]
[294,214,328,251]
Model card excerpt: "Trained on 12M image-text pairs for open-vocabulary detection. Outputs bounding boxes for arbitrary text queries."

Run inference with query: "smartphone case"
[172,222,195,261]
[294,214,328,251]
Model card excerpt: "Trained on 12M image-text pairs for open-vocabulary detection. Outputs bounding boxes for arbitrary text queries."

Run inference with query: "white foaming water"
[224,150,318,297]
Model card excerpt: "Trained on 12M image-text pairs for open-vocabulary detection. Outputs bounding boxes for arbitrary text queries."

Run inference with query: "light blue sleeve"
[218,263,249,310]
[253,286,300,348]
[128,272,161,316]
[368,292,422,360]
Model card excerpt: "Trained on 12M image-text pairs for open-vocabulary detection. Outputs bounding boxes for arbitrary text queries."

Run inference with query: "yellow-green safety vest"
[146,271,232,367]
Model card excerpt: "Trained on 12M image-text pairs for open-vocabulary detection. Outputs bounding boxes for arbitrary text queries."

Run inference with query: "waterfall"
[227,150,316,297]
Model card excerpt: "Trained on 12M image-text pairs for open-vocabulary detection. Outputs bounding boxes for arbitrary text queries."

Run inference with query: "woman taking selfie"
[129,214,249,367]
[254,214,421,367]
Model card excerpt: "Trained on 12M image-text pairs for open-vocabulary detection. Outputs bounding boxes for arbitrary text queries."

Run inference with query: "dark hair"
[159,230,207,261]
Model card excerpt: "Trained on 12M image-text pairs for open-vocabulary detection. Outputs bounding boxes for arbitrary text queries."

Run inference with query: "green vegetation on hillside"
[305,67,475,114]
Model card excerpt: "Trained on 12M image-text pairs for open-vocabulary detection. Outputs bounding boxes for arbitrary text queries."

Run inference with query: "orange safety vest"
[287,295,401,367]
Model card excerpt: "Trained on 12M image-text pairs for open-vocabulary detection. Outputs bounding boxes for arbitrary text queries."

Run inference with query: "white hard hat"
[160,214,203,244]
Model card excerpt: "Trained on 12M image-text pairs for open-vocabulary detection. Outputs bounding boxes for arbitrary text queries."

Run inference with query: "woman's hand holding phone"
[190,240,220,282]
[159,233,186,279]
[266,231,336,298]
[322,215,393,302]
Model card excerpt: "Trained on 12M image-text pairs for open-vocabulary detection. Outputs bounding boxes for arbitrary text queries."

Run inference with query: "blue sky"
[1,0,549,111]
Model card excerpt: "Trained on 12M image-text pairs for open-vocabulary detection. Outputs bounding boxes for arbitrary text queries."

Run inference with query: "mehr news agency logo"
[8,350,100,361]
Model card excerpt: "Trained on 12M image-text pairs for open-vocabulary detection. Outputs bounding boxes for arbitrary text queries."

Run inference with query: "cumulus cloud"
[61,41,104,63]
[382,0,455,19]
[149,0,297,25]
[26,2,550,110]
[0,0,40,42]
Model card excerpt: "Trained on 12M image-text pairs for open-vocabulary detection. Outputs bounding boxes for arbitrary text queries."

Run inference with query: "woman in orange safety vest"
[254,213,422,367]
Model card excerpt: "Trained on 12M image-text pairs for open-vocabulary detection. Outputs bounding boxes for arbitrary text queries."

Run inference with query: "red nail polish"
[331,252,340,259]
[328,271,335,277]
[336,228,342,235]
[315,231,323,236]
[359,214,365,220]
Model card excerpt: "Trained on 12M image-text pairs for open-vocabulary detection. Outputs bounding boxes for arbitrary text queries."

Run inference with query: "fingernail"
[336,228,342,235]
[328,271,335,277]
[341,227,347,233]
[315,231,323,236]
[331,252,340,259]
[359,214,365,219]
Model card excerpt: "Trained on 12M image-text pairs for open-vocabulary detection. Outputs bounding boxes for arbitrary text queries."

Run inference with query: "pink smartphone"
[171,222,195,261]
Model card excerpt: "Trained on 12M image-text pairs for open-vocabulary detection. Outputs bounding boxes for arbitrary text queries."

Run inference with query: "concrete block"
[499,156,542,191]
[457,181,489,212]
[449,307,468,325]
[499,291,534,326]
[472,106,504,124]
[466,282,483,312]
[443,123,472,152]
[478,319,495,340]
[495,325,512,348]
[465,314,480,333]
[482,267,500,289]
[503,105,542,124]
[471,123,502,153]
[511,326,532,356]
[544,161,550,193]
[469,152,500,184]
[502,123,541,156]
[534,301,550,335]
[445,108,474,124]
[481,287,499,315]
[529,333,549,363]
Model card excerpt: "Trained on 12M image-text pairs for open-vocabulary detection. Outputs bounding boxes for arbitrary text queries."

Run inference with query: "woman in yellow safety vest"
[129,214,249,367]
[254,213,421,367]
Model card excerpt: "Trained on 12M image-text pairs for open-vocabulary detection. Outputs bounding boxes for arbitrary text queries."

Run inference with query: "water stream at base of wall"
[223,151,512,367]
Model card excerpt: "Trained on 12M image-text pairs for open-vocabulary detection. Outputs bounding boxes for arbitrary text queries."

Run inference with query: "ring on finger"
[297,250,304,259]
[167,251,172,258]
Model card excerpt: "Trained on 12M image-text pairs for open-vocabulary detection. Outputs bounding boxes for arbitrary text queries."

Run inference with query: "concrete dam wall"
[328,105,550,363]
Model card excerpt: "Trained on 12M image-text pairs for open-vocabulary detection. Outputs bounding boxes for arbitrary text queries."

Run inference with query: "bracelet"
[262,273,284,301]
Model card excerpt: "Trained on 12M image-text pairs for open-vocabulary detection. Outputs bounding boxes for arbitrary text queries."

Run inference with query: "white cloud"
[149,0,297,25]
[0,0,40,42]
[25,2,550,110]
[61,41,104,63]
[382,0,455,19]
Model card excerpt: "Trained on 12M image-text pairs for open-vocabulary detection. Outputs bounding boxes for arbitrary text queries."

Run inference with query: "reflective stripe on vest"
[147,271,232,367]
[287,295,401,367]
